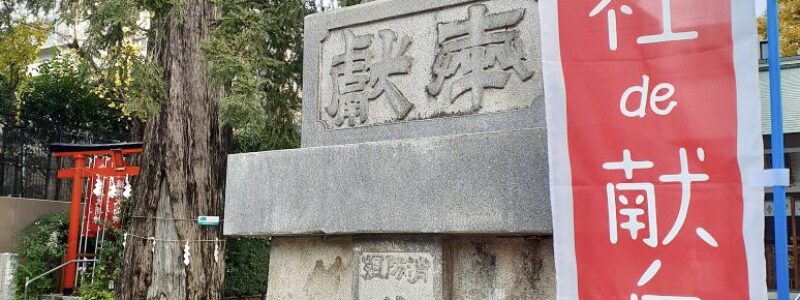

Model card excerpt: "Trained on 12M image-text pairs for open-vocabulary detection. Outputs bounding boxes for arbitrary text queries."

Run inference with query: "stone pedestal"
[264,236,554,300]
[224,0,554,298]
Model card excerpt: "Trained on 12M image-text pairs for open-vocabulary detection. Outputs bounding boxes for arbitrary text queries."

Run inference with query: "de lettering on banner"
[540,0,767,299]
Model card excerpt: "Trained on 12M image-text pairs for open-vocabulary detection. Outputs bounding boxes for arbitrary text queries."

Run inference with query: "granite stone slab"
[223,128,551,236]
[302,0,544,147]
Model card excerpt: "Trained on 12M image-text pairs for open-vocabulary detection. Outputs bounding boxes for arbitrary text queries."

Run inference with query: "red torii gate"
[50,142,142,292]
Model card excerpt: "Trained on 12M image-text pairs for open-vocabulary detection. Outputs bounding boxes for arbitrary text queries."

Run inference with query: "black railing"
[0,124,131,200]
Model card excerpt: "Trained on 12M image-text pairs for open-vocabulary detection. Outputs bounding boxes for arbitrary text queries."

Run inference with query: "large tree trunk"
[118,0,229,298]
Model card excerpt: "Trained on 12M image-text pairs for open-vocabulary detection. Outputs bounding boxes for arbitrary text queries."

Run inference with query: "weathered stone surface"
[266,237,353,300]
[302,0,544,147]
[451,237,555,300]
[224,128,550,236]
[225,0,550,237]
[353,237,444,300]
[0,253,16,300]
[263,236,555,300]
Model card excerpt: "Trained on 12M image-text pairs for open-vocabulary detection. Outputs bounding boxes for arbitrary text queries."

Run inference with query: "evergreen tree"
[204,0,315,152]
[116,0,228,297]
[1,0,227,298]
[0,0,364,297]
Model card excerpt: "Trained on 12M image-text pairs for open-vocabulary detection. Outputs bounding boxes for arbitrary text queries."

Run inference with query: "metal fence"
[0,124,131,201]
[766,194,800,290]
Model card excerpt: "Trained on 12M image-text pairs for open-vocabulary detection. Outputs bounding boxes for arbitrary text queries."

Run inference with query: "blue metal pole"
[767,0,789,298]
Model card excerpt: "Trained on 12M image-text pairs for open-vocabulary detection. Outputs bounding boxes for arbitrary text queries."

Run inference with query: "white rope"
[129,216,220,222]
[124,233,225,243]
[122,233,223,266]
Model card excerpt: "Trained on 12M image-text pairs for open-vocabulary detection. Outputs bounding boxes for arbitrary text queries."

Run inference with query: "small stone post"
[0,254,17,300]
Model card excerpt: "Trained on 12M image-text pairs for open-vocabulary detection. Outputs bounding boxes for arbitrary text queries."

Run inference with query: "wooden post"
[63,155,85,292]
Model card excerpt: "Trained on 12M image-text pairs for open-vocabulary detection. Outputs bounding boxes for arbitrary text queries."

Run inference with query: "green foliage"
[338,0,363,7]
[78,228,124,300]
[18,54,129,132]
[0,74,12,122]
[223,237,270,297]
[758,0,800,56]
[13,212,69,300]
[204,0,313,152]
[125,58,166,120]
[1,0,165,122]
[78,279,116,300]
[80,0,145,49]
[5,0,165,47]
[0,20,48,93]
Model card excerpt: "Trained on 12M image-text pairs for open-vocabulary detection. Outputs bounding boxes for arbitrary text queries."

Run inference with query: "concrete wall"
[0,197,73,252]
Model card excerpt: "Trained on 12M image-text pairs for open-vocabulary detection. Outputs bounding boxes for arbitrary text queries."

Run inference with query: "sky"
[756,0,767,17]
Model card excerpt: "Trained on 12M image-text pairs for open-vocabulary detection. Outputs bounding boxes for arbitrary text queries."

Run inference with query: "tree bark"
[118,0,230,298]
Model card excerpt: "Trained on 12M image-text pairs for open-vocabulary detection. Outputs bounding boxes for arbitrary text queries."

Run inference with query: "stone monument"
[224,0,555,298]
[0,253,16,300]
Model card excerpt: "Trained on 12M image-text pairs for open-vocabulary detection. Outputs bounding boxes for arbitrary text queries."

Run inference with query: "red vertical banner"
[540,0,767,299]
